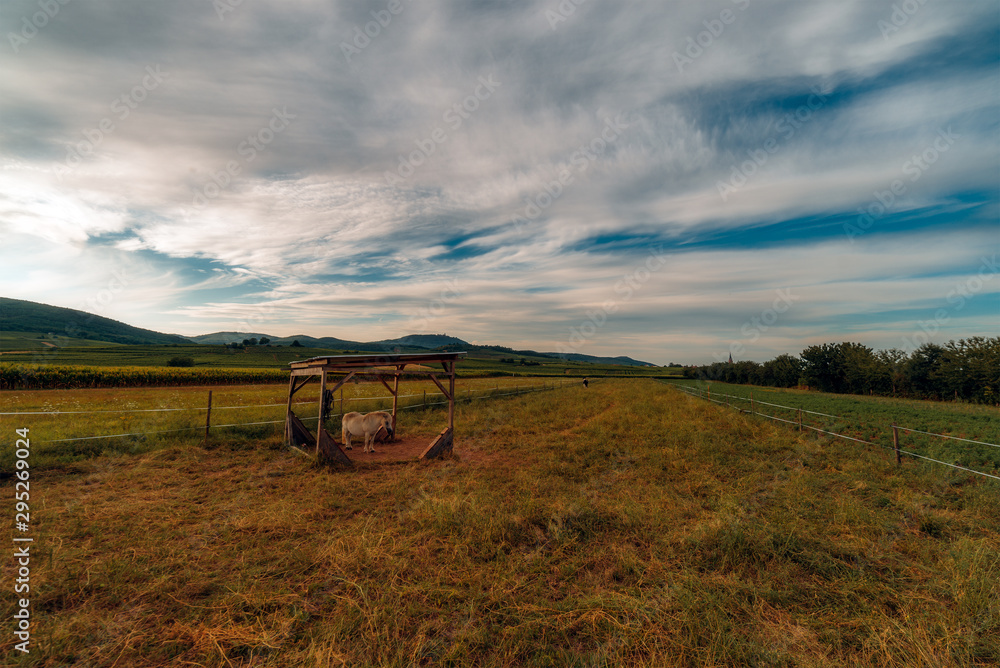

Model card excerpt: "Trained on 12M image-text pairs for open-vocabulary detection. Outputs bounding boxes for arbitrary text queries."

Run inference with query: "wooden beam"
[448,361,455,430]
[325,371,357,398]
[428,373,450,400]
[376,373,395,395]
[391,365,402,437]
[420,427,453,460]
[284,374,296,445]
[318,427,353,467]
[287,412,316,448]
[290,375,314,395]
[317,370,327,455]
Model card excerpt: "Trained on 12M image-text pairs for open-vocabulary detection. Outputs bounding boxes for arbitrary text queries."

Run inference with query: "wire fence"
[665,382,1000,483]
[14,379,579,446]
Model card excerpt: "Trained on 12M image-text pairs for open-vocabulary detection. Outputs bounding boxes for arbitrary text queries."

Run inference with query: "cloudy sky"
[1,0,997,364]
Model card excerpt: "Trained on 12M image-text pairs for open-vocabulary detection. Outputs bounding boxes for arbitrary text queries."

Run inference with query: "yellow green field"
[1,379,997,666]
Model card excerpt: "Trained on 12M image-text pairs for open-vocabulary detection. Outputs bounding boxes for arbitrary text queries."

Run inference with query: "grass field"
[1,379,997,666]
[0,377,568,475]
[666,379,1000,478]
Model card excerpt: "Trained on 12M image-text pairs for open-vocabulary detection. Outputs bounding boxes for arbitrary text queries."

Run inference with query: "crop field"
[1,379,997,666]
[666,379,1000,478]
[0,331,123,352]
[0,352,682,390]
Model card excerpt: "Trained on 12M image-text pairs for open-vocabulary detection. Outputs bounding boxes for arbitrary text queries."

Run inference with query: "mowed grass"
[2,379,998,666]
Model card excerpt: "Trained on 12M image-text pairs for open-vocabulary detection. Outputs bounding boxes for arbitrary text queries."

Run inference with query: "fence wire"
[667,381,999,482]
[26,381,571,446]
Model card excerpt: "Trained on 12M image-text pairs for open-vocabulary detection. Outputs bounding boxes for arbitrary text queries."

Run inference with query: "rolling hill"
[2,297,657,366]
[0,297,191,346]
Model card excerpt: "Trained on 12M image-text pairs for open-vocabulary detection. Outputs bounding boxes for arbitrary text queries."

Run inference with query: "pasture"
[667,379,1000,477]
[1,379,998,666]
[0,377,565,474]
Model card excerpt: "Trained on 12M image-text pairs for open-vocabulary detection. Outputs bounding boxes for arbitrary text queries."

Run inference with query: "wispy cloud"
[1,0,997,363]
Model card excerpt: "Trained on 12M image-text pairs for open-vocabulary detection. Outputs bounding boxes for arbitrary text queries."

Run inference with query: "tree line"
[683,337,999,404]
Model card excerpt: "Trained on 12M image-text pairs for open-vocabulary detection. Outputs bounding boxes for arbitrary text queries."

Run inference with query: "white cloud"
[0,0,996,363]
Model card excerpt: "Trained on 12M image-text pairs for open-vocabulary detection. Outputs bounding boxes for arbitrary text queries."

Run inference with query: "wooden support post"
[284,376,295,445]
[707,385,710,401]
[340,387,343,417]
[391,366,401,438]
[317,370,327,456]
[204,390,213,444]
[423,390,426,407]
[797,408,803,432]
[892,424,901,465]
[750,391,755,415]
[448,361,455,431]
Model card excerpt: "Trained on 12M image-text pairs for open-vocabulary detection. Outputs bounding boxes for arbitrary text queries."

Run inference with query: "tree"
[905,343,946,399]
[936,337,1000,402]
[291,340,302,347]
[801,343,844,392]
[259,337,271,345]
[874,348,908,396]
[840,342,878,394]
[762,354,802,387]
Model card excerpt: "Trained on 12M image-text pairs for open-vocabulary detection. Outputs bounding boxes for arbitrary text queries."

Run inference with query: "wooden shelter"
[284,352,465,466]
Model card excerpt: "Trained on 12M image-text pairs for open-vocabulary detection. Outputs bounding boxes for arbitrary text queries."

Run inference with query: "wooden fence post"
[339,387,343,416]
[750,390,754,415]
[892,424,901,465]
[797,408,803,432]
[423,390,426,407]
[204,390,212,444]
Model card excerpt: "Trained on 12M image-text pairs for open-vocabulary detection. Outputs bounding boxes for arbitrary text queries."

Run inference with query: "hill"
[2,298,658,367]
[545,351,654,367]
[0,297,191,346]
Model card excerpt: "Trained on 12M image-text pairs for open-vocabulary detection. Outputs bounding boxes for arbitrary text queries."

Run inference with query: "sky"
[1,0,997,365]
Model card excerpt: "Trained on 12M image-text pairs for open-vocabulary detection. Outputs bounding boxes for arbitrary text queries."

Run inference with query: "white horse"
[341,411,393,453]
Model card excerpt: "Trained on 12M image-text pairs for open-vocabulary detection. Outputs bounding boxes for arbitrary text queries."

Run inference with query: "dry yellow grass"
[1,379,997,666]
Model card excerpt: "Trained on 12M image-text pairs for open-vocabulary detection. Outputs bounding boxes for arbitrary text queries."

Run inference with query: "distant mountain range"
[0,297,656,367]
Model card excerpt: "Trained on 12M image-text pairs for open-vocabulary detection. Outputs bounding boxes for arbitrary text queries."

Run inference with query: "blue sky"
[1,0,997,364]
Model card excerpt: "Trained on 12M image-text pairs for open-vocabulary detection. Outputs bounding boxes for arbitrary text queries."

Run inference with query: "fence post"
[340,388,343,416]
[750,391,754,415]
[797,408,802,432]
[892,424,901,465]
[423,390,426,407]
[204,390,213,444]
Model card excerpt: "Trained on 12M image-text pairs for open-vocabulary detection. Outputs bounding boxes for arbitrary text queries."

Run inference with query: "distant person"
[583,378,589,388]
